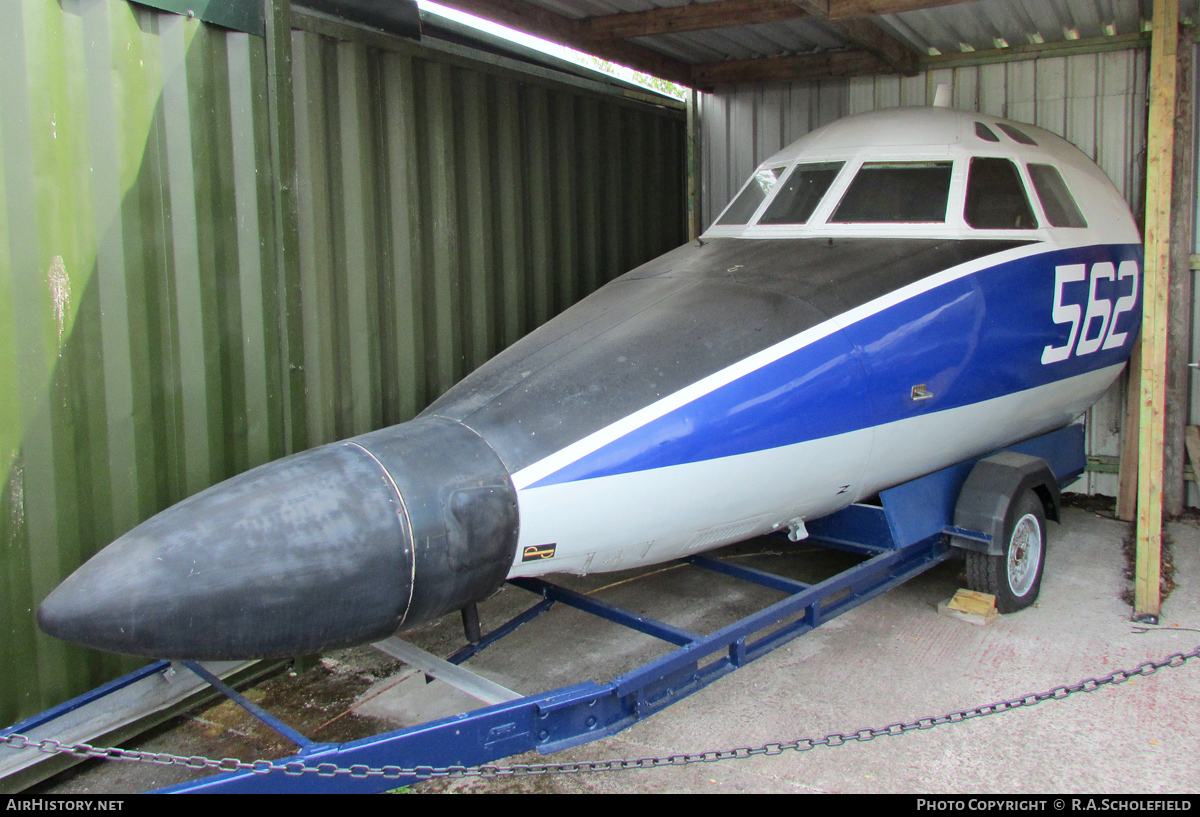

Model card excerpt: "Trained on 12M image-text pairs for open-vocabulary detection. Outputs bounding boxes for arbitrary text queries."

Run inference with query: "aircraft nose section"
[38,418,519,660]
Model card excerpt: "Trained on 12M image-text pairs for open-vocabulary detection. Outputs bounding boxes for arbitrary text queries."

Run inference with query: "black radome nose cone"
[38,418,519,660]
[38,442,412,659]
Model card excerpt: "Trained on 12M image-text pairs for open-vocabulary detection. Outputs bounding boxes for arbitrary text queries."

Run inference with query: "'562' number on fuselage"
[1041,260,1139,365]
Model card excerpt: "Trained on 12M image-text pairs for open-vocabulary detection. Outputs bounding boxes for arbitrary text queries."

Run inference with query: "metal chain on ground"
[4,643,1198,782]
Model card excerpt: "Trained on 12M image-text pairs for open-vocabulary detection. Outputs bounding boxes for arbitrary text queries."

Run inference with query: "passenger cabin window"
[1028,164,1088,228]
[717,166,784,225]
[758,162,844,225]
[964,157,1037,229]
[830,162,953,223]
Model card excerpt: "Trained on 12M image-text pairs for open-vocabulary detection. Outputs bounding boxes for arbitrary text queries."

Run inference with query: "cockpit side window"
[964,157,1038,229]
[830,162,953,223]
[997,123,1038,146]
[975,122,1000,142]
[716,166,785,225]
[1028,164,1088,228]
[758,162,844,225]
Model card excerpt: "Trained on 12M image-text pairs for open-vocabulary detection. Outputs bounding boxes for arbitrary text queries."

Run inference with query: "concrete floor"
[25,502,1200,794]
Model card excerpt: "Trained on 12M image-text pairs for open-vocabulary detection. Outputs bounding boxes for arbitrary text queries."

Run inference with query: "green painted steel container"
[0,0,686,727]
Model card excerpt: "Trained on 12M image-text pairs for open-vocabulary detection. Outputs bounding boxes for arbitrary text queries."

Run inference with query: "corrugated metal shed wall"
[0,0,685,726]
[698,49,1150,498]
[287,15,685,443]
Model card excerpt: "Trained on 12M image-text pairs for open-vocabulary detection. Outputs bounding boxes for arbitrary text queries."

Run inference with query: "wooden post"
[686,88,702,241]
[1186,425,1200,480]
[1164,25,1195,516]
[1135,0,1179,622]
[1116,337,1141,522]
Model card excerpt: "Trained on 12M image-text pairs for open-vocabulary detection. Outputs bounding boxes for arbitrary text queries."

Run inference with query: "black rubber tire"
[965,489,1047,613]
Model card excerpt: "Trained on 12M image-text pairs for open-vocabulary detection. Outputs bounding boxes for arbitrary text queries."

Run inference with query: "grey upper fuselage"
[422,236,1026,474]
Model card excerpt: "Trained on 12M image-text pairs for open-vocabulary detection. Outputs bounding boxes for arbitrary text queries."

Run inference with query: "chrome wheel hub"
[1007,512,1042,596]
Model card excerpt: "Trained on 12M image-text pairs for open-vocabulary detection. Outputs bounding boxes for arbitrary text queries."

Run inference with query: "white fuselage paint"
[504,107,1141,579]
[508,361,1121,578]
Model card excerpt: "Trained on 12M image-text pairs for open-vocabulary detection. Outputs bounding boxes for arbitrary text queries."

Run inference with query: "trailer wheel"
[966,489,1046,613]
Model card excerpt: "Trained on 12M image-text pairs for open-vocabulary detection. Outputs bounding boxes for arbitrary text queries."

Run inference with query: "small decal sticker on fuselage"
[522,543,557,561]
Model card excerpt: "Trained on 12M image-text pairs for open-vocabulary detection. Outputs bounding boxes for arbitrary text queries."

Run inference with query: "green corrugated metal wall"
[0,0,686,726]
[286,14,686,443]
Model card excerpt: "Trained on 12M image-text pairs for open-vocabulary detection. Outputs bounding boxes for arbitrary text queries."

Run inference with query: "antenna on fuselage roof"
[932,83,952,107]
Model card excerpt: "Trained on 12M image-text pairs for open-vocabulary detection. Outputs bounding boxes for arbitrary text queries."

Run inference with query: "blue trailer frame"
[2,425,1085,794]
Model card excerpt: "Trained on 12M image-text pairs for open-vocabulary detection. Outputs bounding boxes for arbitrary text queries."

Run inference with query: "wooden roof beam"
[430,0,695,85]
[584,0,811,41]
[791,0,918,73]
[691,49,889,86]
[432,0,949,88]
[828,0,976,19]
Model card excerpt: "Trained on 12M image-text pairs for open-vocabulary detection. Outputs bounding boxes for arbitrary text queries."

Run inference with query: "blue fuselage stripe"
[529,243,1143,489]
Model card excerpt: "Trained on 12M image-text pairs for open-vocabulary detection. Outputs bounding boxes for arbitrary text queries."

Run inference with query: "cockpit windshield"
[758,162,844,225]
[964,157,1037,229]
[717,166,785,225]
[830,162,953,223]
[712,147,1080,233]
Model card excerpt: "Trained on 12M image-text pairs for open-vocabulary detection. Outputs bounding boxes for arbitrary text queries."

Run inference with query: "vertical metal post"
[264,0,307,455]
[1136,0,1180,622]
[686,87,701,241]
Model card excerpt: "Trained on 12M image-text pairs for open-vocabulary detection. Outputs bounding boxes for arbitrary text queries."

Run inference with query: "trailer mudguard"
[950,451,1061,556]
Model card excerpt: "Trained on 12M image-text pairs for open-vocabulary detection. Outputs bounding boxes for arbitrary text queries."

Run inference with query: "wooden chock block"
[939,589,998,626]
[948,589,997,615]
